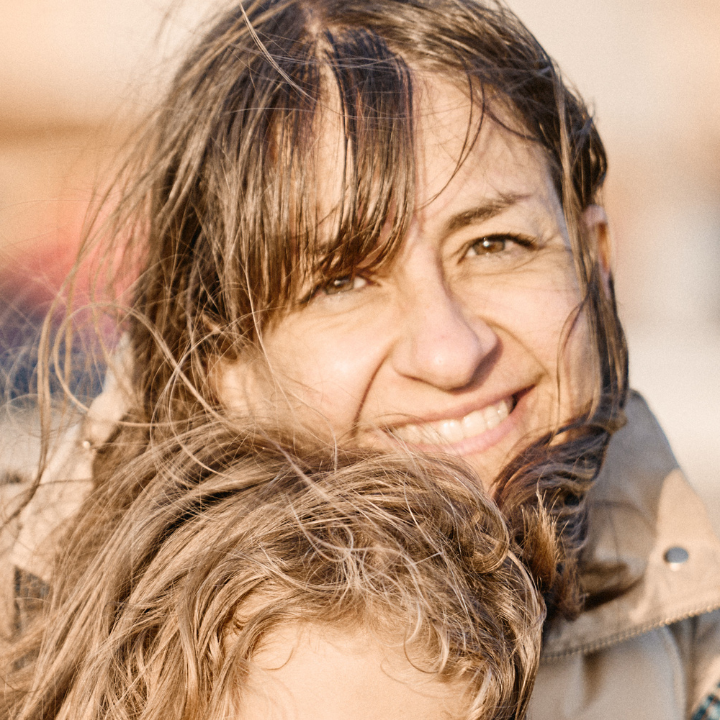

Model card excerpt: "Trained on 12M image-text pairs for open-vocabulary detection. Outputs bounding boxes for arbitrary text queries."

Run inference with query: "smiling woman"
[217,85,598,484]
[3,1,720,719]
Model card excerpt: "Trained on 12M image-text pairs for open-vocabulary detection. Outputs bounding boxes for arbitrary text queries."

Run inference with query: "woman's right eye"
[316,275,368,297]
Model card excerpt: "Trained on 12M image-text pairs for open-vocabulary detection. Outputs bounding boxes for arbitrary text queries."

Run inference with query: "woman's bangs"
[266,28,416,308]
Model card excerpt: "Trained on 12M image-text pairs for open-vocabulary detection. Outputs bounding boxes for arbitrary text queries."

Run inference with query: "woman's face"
[219,81,600,486]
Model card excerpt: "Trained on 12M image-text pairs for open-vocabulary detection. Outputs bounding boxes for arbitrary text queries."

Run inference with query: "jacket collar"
[542,391,720,660]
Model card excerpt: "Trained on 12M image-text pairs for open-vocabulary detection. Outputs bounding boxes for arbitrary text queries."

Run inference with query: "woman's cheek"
[476,267,594,408]
[263,313,393,435]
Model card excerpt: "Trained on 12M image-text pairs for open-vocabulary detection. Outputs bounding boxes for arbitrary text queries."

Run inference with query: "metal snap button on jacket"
[663,546,689,570]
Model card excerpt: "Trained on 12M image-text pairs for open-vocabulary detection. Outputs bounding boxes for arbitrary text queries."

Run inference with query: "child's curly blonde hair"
[3,425,545,720]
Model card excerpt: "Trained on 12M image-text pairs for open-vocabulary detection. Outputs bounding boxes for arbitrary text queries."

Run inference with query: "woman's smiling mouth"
[388,396,515,448]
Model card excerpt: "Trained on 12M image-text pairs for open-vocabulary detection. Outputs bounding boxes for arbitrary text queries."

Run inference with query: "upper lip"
[373,386,528,431]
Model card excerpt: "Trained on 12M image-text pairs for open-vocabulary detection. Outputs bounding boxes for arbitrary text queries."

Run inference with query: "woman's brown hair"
[40,0,628,619]
[2,428,545,720]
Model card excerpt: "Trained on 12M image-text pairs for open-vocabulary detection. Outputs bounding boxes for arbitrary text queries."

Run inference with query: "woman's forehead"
[414,79,554,207]
[310,76,558,233]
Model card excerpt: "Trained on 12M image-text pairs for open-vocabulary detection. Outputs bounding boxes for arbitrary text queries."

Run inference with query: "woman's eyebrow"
[443,192,528,235]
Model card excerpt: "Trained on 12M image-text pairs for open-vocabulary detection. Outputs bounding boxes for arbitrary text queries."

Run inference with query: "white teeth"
[392,398,512,446]
[398,423,424,444]
[497,400,510,422]
[438,419,464,444]
[461,410,488,436]
[484,404,502,430]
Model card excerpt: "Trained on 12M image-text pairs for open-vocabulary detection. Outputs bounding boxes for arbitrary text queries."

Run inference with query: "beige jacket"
[530,392,720,719]
[1,389,719,717]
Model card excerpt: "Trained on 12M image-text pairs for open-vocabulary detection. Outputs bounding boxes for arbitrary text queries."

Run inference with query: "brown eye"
[320,275,368,296]
[470,237,507,255]
[463,233,537,261]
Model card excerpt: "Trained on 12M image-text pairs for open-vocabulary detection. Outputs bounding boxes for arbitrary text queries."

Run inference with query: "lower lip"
[385,390,529,458]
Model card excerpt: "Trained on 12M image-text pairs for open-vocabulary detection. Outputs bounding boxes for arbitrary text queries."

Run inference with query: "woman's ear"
[581,204,613,296]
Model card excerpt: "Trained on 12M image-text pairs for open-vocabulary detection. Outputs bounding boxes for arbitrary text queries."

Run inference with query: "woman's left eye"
[464,233,534,258]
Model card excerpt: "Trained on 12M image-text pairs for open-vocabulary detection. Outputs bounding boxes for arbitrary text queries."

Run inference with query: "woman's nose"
[391,274,499,391]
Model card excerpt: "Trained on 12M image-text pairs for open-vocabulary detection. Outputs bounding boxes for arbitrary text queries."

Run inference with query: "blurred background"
[0,0,718,527]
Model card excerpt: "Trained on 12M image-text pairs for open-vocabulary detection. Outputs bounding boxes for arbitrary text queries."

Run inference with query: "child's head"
[9,430,544,720]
